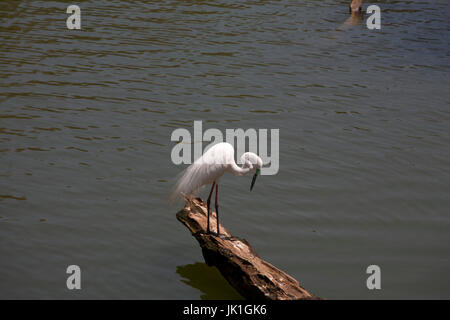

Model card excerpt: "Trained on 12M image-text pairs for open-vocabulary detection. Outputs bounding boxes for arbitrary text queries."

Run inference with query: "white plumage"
[170,142,263,235]
[171,142,262,199]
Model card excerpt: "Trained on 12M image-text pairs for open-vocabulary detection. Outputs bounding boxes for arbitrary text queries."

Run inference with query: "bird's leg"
[206,181,216,234]
[215,183,220,236]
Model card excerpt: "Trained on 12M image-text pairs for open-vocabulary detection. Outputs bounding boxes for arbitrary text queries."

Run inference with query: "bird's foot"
[204,230,221,237]
[199,230,229,240]
[212,232,227,239]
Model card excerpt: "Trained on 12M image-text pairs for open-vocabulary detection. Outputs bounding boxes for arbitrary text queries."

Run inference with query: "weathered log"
[176,197,320,300]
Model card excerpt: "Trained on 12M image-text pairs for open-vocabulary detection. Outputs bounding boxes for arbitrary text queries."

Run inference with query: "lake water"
[0,0,449,299]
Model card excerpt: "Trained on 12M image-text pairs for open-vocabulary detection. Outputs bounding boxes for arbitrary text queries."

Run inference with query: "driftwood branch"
[176,197,320,300]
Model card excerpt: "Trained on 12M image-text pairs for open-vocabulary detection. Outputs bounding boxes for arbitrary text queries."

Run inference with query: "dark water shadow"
[176,262,244,300]
[339,11,365,30]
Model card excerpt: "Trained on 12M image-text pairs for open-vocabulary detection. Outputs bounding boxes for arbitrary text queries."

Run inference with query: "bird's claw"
[203,230,222,237]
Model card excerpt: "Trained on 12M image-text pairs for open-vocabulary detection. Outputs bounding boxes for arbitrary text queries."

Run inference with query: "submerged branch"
[176,197,320,300]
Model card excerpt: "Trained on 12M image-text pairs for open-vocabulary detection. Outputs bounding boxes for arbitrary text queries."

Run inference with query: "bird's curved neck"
[229,161,252,176]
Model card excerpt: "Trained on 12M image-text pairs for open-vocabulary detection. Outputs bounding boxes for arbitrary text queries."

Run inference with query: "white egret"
[171,142,263,236]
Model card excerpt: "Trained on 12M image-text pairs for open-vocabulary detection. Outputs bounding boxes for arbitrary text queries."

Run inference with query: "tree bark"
[176,197,320,300]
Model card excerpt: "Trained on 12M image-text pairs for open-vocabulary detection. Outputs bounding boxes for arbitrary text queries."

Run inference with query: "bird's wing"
[170,143,234,201]
[170,161,227,201]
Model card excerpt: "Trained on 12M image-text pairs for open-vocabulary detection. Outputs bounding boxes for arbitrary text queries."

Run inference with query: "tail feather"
[169,163,204,202]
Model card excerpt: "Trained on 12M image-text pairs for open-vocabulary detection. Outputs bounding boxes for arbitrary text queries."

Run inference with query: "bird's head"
[241,152,263,191]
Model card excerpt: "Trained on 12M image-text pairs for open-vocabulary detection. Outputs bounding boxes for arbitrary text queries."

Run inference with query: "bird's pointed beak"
[250,169,259,191]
